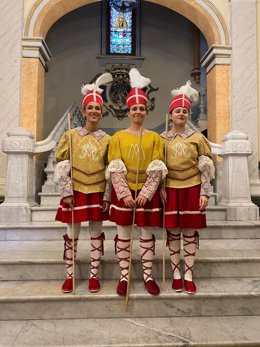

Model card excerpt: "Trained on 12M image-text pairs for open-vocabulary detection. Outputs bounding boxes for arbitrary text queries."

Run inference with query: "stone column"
[230,0,260,196]
[201,45,231,144]
[219,130,259,221]
[21,38,51,141]
[0,128,37,222]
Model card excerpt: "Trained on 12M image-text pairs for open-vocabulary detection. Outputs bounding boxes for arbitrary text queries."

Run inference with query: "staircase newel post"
[219,130,259,221]
[0,127,37,221]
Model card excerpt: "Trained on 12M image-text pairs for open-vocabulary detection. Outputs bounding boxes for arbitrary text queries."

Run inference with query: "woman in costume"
[55,73,112,293]
[160,81,214,294]
[106,68,167,296]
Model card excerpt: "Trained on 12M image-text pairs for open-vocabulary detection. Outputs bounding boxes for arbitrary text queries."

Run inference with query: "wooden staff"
[125,127,143,312]
[162,114,169,290]
[68,112,76,295]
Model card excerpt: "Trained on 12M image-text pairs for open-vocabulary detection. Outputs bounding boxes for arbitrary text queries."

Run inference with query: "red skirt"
[109,188,162,227]
[56,190,109,223]
[164,185,206,229]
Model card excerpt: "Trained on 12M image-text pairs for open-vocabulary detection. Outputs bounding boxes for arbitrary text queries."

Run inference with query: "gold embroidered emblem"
[170,142,190,159]
[128,144,146,160]
[79,141,99,161]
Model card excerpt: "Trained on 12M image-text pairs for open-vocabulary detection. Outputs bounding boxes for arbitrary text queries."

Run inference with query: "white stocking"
[167,228,181,280]
[182,228,199,281]
[116,225,131,282]
[89,221,104,280]
[64,223,81,278]
[67,222,81,239]
[139,227,155,282]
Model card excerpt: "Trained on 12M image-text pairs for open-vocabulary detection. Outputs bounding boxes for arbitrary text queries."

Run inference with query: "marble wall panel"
[230,0,259,181]
[0,0,23,196]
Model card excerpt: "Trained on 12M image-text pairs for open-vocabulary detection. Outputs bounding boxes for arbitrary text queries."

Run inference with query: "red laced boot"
[61,233,78,293]
[140,235,160,295]
[88,232,105,292]
[166,230,183,292]
[114,235,130,296]
[183,231,199,295]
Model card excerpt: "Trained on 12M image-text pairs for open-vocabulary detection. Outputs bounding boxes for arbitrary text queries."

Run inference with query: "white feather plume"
[171,80,199,104]
[81,72,113,95]
[129,68,151,89]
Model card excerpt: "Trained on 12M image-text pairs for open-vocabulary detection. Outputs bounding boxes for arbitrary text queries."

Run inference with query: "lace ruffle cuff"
[54,160,70,183]
[105,159,127,180]
[54,160,73,198]
[146,159,168,180]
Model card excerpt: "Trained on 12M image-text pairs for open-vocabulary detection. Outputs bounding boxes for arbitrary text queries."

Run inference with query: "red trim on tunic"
[164,184,206,229]
[73,166,105,176]
[72,177,106,186]
[109,188,162,227]
[168,163,198,172]
[56,190,109,223]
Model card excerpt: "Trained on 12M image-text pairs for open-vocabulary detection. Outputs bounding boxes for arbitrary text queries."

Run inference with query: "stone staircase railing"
[0,104,258,222]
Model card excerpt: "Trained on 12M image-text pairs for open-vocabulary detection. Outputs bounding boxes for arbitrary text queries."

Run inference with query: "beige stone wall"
[0,0,23,197]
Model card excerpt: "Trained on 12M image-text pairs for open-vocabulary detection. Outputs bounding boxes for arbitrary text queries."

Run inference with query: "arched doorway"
[22,0,231,144]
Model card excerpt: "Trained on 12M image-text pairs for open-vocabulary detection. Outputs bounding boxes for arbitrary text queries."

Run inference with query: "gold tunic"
[56,128,110,194]
[108,130,164,191]
[162,130,211,189]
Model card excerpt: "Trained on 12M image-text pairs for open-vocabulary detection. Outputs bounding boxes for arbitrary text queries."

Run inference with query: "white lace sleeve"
[146,159,168,179]
[105,159,127,180]
[54,160,73,198]
[200,171,210,197]
[110,172,131,200]
[103,179,112,202]
[139,171,161,201]
[198,155,215,180]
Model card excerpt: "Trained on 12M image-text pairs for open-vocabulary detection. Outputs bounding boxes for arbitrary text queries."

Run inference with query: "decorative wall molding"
[196,0,230,45]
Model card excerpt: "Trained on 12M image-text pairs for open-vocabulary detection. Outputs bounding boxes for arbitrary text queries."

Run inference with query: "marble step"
[0,277,260,320]
[1,239,260,281]
[31,205,227,222]
[38,192,60,206]
[1,220,260,241]
[1,316,260,346]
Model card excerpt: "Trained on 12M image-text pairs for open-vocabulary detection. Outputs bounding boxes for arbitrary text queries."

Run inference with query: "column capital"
[2,127,34,154]
[220,130,252,156]
[201,44,232,73]
[22,37,52,68]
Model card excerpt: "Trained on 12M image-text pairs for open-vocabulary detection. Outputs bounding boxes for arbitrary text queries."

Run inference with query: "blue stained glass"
[110,5,132,54]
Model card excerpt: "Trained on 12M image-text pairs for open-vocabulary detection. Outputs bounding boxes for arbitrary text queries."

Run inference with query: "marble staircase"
[1,221,260,346]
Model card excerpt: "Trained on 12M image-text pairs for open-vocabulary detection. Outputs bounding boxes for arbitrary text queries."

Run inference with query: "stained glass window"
[101,0,140,56]
[109,4,133,54]
[100,0,141,61]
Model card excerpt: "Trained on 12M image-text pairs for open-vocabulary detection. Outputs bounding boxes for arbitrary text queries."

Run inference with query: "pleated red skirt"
[56,190,109,223]
[164,184,206,229]
[109,188,162,227]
